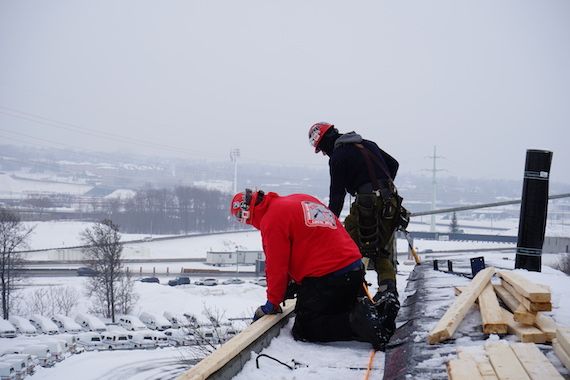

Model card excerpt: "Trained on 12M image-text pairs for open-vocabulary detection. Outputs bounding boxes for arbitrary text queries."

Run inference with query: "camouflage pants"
[344,194,397,288]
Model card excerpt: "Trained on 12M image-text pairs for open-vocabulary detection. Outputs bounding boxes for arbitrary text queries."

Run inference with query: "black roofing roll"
[515,149,553,272]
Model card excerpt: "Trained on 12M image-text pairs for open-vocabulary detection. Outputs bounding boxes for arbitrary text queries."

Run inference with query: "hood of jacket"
[334,131,363,149]
[250,191,278,229]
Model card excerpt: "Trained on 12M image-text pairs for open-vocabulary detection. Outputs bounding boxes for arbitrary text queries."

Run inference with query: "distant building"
[206,250,265,266]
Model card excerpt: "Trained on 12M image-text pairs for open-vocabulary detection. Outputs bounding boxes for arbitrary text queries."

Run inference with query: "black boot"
[372,284,400,345]
[349,297,393,350]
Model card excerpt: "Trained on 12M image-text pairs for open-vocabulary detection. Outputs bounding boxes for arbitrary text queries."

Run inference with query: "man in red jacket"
[230,188,398,349]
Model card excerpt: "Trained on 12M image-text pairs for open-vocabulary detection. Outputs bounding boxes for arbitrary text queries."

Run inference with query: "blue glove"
[253,300,282,321]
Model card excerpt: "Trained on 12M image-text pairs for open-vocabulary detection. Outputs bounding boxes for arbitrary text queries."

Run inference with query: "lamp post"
[230,148,240,194]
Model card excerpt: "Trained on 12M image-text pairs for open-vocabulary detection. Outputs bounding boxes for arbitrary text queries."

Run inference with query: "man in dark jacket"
[230,188,398,349]
[308,122,403,335]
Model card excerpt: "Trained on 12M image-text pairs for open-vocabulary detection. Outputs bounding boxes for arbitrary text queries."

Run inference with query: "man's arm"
[261,222,292,306]
[328,157,347,217]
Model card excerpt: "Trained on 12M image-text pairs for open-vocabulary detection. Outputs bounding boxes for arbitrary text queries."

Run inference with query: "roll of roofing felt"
[515,149,553,272]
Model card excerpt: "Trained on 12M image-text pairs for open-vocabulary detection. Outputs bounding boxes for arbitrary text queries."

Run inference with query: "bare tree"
[81,219,132,322]
[24,286,80,316]
[115,270,139,315]
[0,209,34,319]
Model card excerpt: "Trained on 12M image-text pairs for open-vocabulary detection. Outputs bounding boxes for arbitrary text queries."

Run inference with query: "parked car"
[18,344,53,367]
[1,356,27,379]
[30,338,66,362]
[0,354,34,376]
[222,277,244,285]
[139,312,172,331]
[51,315,82,333]
[117,315,147,331]
[74,313,107,333]
[148,330,169,347]
[195,278,218,286]
[163,328,197,346]
[163,311,193,329]
[252,277,267,287]
[100,331,133,350]
[76,267,98,276]
[0,320,17,338]
[76,332,104,351]
[127,331,155,349]
[140,277,160,284]
[57,333,84,354]
[222,277,245,285]
[7,316,36,335]
[168,276,191,286]
[0,362,16,380]
[28,315,59,335]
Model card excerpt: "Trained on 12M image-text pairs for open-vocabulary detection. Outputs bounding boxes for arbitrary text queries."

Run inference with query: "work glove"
[253,300,282,322]
[284,281,299,300]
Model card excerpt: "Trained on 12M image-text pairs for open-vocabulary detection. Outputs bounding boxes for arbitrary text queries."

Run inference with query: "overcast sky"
[1,0,569,183]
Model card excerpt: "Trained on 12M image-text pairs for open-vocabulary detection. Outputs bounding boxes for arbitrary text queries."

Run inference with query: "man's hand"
[253,300,283,321]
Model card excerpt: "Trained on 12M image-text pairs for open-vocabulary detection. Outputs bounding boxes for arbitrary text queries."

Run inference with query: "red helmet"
[308,122,334,153]
[230,189,260,224]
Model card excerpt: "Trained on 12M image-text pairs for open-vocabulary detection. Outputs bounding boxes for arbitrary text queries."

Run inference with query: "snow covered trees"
[80,219,137,322]
[0,208,34,319]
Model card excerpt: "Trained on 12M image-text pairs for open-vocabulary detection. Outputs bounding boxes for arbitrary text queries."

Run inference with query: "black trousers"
[291,268,365,342]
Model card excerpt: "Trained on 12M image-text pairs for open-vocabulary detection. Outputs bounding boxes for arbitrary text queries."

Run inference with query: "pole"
[515,149,553,272]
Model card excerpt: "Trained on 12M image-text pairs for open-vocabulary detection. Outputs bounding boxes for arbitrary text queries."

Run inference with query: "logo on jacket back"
[301,201,337,229]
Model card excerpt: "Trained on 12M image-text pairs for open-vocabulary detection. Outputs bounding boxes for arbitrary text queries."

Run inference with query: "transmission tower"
[425,146,445,232]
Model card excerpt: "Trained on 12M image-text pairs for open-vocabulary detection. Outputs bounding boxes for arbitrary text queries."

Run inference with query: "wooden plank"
[486,342,531,380]
[553,339,570,370]
[502,308,546,343]
[454,285,508,334]
[498,271,551,303]
[428,267,495,344]
[177,301,296,380]
[479,284,508,334]
[457,350,498,380]
[535,313,557,342]
[447,358,484,380]
[511,342,563,380]
[492,285,536,325]
[502,280,552,312]
[556,327,570,358]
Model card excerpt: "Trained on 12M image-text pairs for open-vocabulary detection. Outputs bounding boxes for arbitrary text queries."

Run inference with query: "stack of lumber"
[447,342,564,380]
[429,267,558,345]
[553,327,570,371]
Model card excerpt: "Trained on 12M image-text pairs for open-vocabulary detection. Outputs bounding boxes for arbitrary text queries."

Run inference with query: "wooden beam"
[447,358,484,380]
[553,339,570,371]
[556,327,570,358]
[454,285,508,334]
[486,342,531,380]
[497,271,551,303]
[510,342,563,380]
[535,314,557,342]
[177,301,296,380]
[457,350,498,380]
[492,285,536,324]
[502,308,546,343]
[428,267,495,344]
[479,284,508,334]
[501,280,552,312]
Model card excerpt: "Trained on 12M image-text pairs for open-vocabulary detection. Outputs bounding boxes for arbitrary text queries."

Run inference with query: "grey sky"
[1,0,569,183]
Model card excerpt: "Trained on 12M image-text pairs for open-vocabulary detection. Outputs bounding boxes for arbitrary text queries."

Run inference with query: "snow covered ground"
[5,221,570,379]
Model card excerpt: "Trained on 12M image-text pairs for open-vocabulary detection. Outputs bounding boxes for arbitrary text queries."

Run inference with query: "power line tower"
[230,148,240,194]
[424,146,445,232]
